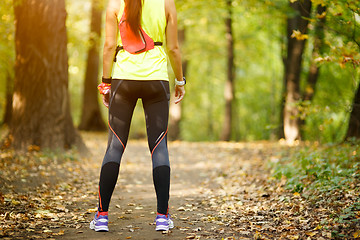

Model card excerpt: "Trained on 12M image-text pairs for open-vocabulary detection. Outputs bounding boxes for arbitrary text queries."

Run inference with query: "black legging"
[98,80,171,215]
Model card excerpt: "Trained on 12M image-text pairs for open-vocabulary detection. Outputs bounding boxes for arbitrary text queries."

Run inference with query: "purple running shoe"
[90,211,109,232]
[155,213,174,231]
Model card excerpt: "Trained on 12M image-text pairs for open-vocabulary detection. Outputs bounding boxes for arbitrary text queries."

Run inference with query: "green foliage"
[176,0,360,141]
[272,141,360,237]
[332,198,360,238]
[283,0,360,143]
[303,0,360,67]
[302,64,358,142]
[66,0,93,125]
[1,0,359,142]
[179,0,285,141]
[337,200,360,224]
[0,0,15,120]
[273,141,360,194]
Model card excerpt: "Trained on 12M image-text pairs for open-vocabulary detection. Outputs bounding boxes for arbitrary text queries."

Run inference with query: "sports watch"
[175,77,186,86]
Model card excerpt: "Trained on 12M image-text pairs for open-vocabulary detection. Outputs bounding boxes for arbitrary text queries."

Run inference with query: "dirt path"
[66,137,244,240]
[1,132,333,239]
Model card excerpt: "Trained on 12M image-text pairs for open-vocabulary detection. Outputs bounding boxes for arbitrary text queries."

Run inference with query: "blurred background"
[0,0,359,150]
[0,2,359,238]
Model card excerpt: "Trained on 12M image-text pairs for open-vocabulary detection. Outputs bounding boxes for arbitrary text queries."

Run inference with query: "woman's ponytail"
[124,0,142,36]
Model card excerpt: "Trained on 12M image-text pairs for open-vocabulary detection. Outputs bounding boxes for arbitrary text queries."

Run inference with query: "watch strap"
[175,77,186,86]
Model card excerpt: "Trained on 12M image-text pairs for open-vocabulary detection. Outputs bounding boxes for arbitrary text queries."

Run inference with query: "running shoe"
[89,211,109,232]
[155,213,174,231]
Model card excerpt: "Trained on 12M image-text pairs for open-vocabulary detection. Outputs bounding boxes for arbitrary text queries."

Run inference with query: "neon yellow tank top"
[112,0,169,81]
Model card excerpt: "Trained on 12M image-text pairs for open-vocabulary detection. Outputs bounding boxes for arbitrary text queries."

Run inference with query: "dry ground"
[0,132,337,239]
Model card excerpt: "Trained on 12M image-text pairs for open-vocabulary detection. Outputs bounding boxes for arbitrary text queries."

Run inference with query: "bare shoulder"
[164,0,176,19]
[106,0,121,16]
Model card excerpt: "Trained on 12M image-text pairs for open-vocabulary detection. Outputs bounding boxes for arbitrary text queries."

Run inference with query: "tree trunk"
[221,0,235,141]
[3,70,13,125]
[299,5,326,137]
[346,80,360,139]
[278,33,288,140]
[283,0,312,144]
[168,28,187,140]
[11,0,86,152]
[303,5,326,102]
[78,0,106,131]
[278,78,286,139]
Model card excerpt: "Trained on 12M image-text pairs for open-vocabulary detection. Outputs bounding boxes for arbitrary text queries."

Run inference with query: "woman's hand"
[174,85,185,104]
[103,93,110,108]
[97,82,111,108]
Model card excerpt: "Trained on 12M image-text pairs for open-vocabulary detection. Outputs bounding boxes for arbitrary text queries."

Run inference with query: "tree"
[299,4,326,134]
[11,0,85,151]
[343,2,360,139]
[303,5,326,102]
[283,0,312,143]
[305,0,360,141]
[3,70,13,125]
[78,0,106,131]
[221,0,235,141]
[0,0,15,125]
[346,81,360,139]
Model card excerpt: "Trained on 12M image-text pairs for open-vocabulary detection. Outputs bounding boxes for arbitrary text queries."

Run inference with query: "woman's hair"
[125,0,142,36]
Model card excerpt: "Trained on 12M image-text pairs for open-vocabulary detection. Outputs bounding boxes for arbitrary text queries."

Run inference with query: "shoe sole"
[155,220,174,231]
[95,226,109,232]
[90,220,109,232]
[156,225,169,231]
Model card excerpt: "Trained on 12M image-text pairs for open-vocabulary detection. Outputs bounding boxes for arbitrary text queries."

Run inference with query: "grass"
[271,139,360,238]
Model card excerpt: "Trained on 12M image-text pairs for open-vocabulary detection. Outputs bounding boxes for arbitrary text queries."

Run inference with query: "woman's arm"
[101,0,119,107]
[165,0,185,104]
[103,0,120,78]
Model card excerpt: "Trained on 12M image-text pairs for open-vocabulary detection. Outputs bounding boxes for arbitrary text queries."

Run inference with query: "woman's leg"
[98,80,137,212]
[142,81,171,215]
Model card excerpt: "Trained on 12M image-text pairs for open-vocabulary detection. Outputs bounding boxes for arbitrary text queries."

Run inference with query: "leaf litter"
[0,132,358,239]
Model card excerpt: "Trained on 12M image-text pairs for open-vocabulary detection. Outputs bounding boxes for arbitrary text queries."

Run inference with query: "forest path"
[0,132,331,239]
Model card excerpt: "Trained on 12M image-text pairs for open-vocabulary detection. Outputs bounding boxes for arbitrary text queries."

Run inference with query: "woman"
[89,0,185,233]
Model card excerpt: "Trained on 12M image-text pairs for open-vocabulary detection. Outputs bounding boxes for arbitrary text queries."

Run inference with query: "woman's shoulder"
[164,0,176,17]
[164,0,174,8]
[107,0,121,15]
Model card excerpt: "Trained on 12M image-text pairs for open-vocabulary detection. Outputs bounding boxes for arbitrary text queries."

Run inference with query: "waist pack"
[119,11,154,54]
[113,12,163,61]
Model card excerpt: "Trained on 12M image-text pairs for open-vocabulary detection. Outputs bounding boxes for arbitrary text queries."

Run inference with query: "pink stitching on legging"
[108,121,125,150]
[151,128,168,157]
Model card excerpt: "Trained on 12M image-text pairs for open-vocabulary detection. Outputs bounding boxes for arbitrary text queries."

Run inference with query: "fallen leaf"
[293,192,301,197]
[313,225,322,230]
[54,230,64,236]
[306,231,317,237]
[87,208,97,213]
